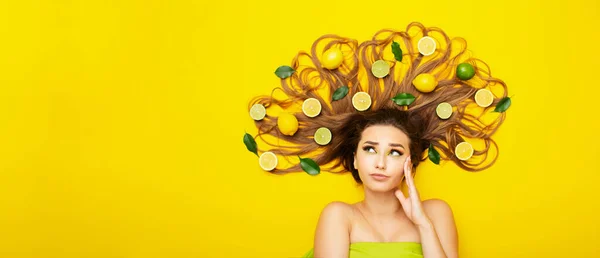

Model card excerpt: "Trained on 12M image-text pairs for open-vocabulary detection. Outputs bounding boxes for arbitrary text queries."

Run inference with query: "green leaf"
[493,97,511,113]
[391,93,416,106]
[332,86,349,101]
[243,133,258,156]
[274,65,295,79]
[391,41,403,62]
[299,156,320,175]
[428,143,440,165]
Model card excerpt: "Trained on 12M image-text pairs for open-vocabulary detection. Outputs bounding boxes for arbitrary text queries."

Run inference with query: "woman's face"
[353,125,411,192]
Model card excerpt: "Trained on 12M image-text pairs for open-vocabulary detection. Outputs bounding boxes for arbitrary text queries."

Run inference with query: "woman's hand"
[394,157,432,227]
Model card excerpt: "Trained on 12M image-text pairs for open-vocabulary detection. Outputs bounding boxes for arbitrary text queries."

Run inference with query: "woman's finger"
[404,157,420,199]
[395,188,409,207]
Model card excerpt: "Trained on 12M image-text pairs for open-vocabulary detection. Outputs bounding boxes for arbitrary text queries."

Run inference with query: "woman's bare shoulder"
[320,201,353,215]
[422,198,454,221]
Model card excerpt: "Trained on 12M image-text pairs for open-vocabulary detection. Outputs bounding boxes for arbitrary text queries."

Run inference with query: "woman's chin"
[363,181,397,193]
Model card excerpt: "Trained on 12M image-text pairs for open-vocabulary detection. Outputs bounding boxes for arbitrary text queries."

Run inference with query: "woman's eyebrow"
[363,141,405,148]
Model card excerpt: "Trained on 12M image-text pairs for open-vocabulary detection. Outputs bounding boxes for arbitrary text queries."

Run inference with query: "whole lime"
[456,63,475,80]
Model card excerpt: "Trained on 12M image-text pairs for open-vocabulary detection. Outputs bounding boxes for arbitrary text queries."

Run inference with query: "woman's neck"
[361,188,402,217]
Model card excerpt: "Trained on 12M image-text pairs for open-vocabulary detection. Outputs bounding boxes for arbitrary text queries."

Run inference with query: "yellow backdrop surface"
[0,0,598,257]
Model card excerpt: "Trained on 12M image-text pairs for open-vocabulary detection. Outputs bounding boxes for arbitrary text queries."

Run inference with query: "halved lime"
[352,92,372,111]
[314,127,332,145]
[455,142,474,161]
[302,98,322,118]
[475,89,494,108]
[259,151,278,171]
[418,36,437,56]
[436,102,453,119]
[371,60,390,78]
[249,104,266,121]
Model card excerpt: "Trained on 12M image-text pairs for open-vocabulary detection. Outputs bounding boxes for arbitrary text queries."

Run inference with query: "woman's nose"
[376,154,386,170]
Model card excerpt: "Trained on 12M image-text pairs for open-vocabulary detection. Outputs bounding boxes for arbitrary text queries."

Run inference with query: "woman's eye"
[390,150,402,156]
[363,146,376,153]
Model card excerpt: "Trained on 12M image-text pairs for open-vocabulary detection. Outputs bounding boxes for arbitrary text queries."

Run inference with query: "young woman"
[247,22,509,257]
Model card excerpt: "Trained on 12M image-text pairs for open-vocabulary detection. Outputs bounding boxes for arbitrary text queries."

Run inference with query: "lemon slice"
[259,151,278,171]
[475,89,494,107]
[302,98,322,118]
[455,142,474,161]
[249,103,266,121]
[436,102,453,119]
[371,60,390,78]
[417,36,437,56]
[314,127,332,145]
[352,92,372,111]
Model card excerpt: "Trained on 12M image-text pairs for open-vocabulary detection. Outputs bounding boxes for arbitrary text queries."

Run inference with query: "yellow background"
[0,0,598,257]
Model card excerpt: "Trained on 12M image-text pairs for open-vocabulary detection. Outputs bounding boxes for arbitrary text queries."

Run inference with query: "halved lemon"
[302,98,322,118]
[475,89,494,107]
[371,60,390,78]
[249,103,266,121]
[259,151,278,171]
[436,102,453,119]
[352,92,372,111]
[314,127,332,145]
[455,142,474,161]
[417,36,437,56]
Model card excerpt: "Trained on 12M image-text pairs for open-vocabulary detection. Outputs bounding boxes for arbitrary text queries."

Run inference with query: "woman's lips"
[370,173,390,181]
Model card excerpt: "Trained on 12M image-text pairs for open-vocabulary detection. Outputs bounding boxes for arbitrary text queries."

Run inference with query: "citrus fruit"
[314,127,332,145]
[277,112,299,136]
[417,36,436,56]
[475,89,494,107]
[456,63,476,80]
[249,103,266,121]
[302,98,322,118]
[259,151,278,171]
[352,92,372,111]
[455,142,474,161]
[371,60,390,78]
[436,102,453,119]
[412,73,438,93]
[321,48,344,70]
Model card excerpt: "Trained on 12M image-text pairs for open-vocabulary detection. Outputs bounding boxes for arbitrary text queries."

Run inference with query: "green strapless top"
[302,242,423,258]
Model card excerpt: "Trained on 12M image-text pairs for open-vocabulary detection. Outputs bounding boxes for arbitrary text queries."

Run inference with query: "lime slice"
[302,98,322,118]
[475,89,494,107]
[314,127,332,145]
[417,36,437,56]
[249,104,266,121]
[352,92,372,111]
[371,60,390,78]
[436,102,453,119]
[455,142,474,161]
[259,151,278,171]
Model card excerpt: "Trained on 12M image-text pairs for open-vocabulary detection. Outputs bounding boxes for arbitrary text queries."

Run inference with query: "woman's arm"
[419,199,458,258]
[313,201,351,258]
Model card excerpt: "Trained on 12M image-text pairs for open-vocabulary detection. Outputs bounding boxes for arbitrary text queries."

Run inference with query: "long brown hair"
[247,22,508,177]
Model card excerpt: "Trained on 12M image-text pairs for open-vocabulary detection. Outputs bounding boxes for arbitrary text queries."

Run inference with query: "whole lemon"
[412,73,438,93]
[321,48,343,70]
[277,112,299,136]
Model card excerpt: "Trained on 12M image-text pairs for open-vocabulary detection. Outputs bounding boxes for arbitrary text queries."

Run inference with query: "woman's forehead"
[359,125,410,145]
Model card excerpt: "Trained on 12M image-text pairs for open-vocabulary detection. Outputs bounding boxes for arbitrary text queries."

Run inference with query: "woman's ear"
[353,152,357,169]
